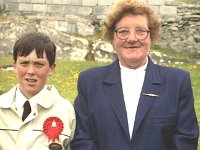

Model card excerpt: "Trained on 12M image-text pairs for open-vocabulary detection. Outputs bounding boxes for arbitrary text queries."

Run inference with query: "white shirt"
[120,61,147,138]
[15,87,27,118]
[15,86,49,120]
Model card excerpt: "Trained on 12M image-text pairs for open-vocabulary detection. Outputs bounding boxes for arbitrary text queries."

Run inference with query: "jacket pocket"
[152,115,176,124]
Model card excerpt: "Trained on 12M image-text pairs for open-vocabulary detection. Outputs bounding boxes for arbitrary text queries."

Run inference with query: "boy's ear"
[13,62,17,73]
[49,64,56,76]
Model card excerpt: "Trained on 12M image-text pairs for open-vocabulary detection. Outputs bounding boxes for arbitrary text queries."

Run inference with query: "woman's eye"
[118,30,129,34]
[136,29,146,34]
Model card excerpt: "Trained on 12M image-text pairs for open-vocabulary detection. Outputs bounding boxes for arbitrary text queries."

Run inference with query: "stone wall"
[159,5,200,54]
[0,0,178,19]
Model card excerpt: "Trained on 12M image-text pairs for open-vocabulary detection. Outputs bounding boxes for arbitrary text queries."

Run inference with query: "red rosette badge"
[43,117,64,143]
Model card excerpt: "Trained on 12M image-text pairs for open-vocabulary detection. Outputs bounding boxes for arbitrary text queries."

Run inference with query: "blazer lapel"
[132,58,161,138]
[103,59,130,140]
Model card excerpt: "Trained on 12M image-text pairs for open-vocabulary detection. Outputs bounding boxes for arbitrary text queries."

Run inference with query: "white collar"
[0,85,58,109]
[15,86,50,110]
[119,58,148,74]
[15,86,28,110]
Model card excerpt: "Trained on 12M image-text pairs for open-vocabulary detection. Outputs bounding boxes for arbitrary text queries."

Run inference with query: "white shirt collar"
[15,86,49,110]
[15,86,28,111]
[119,58,148,74]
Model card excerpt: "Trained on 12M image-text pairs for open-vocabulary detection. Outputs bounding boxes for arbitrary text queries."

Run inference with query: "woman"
[71,0,199,150]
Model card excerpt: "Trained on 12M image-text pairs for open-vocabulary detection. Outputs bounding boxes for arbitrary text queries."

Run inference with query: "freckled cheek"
[36,70,50,79]
[38,74,48,80]
[16,68,28,76]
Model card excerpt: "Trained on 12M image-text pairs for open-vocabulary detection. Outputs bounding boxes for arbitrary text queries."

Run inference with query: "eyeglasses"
[114,27,150,40]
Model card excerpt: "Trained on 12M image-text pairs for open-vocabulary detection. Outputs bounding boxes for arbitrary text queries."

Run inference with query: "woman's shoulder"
[155,64,190,80]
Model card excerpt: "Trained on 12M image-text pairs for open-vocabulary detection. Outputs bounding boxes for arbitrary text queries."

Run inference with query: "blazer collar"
[103,59,121,84]
[103,59,130,140]
[103,57,161,84]
[132,57,162,139]
[103,57,162,140]
[145,57,161,84]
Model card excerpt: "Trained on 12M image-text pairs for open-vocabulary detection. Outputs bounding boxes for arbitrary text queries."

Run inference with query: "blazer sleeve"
[70,73,99,150]
[172,73,199,149]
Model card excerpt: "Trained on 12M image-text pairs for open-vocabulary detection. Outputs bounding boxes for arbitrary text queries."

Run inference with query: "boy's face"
[13,49,55,99]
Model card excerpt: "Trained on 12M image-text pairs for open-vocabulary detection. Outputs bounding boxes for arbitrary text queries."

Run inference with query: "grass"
[0,55,108,103]
[0,52,199,148]
[47,59,108,103]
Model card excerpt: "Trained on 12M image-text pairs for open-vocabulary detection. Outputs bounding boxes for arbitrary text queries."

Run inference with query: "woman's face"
[14,50,55,99]
[112,14,151,69]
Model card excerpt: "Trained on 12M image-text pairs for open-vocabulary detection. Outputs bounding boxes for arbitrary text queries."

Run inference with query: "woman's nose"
[127,31,138,42]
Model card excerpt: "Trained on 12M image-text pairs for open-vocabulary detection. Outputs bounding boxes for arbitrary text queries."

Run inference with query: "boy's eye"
[20,61,29,65]
[35,62,44,67]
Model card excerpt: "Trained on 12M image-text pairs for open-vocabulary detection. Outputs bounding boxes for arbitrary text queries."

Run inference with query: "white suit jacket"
[0,85,76,150]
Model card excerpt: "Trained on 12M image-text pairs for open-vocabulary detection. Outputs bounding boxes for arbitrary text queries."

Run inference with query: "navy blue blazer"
[71,58,199,150]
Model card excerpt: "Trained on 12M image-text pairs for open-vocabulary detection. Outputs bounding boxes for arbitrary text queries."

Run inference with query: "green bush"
[0,53,199,148]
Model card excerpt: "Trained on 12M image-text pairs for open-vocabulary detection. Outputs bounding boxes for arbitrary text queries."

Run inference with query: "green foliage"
[48,59,108,103]
[190,53,200,60]
[0,54,108,103]
[0,54,199,148]
[0,55,13,67]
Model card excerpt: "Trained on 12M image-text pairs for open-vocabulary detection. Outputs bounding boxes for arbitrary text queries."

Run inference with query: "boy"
[0,32,75,150]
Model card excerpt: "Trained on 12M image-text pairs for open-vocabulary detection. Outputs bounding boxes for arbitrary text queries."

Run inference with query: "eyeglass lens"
[115,27,149,40]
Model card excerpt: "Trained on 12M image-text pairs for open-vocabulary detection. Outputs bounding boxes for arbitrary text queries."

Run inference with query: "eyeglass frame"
[114,27,150,40]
